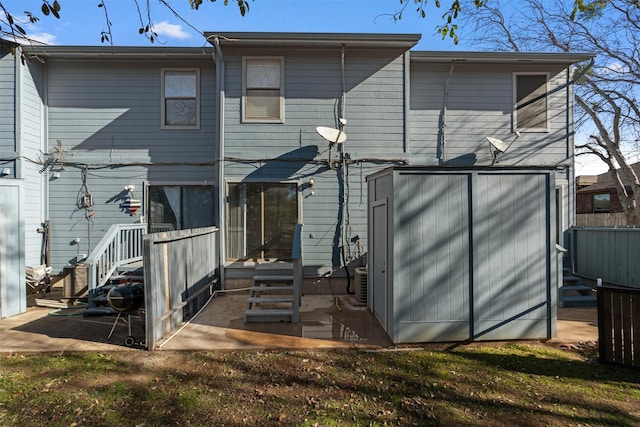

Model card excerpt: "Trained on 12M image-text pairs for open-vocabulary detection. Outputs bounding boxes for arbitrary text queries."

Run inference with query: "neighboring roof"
[411,50,595,64]
[205,32,422,49]
[20,45,214,60]
[576,162,640,193]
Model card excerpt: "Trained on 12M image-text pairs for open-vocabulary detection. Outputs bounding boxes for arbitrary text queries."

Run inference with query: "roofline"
[411,50,596,64]
[205,32,422,49]
[19,45,214,59]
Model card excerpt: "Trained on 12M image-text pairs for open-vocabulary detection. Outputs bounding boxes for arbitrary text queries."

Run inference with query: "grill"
[107,283,144,312]
[106,283,145,347]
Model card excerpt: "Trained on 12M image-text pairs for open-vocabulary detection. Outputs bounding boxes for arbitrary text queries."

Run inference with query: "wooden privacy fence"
[143,227,219,350]
[572,227,640,287]
[598,284,640,369]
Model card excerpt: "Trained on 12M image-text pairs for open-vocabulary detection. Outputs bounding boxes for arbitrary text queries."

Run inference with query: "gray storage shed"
[367,167,557,343]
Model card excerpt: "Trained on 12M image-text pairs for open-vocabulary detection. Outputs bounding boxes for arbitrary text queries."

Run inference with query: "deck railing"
[85,223,146,295]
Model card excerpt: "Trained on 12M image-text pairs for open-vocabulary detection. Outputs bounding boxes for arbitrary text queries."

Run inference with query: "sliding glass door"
[227,182,298,261]
[148,185,215,233]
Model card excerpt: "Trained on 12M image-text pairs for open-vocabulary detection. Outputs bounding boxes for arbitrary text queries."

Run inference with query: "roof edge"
[205,32,422,48]
[411,50,596,64]
[20,45,215,59]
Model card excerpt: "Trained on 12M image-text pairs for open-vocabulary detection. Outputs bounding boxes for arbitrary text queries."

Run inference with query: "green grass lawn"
[1,343,638,426]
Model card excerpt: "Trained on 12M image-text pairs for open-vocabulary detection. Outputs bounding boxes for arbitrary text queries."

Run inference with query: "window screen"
[244,58,283,122]
[162,69,199,128]
[516,74,548,131]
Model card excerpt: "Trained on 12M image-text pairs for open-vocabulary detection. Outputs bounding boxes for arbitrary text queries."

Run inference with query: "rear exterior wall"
[43,57,217,270]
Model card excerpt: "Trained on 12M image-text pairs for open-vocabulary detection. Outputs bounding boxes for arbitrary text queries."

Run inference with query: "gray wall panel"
[410,62,571,167]
[45,59,217,271]
[222,48,408,270]
[0,46,16,161]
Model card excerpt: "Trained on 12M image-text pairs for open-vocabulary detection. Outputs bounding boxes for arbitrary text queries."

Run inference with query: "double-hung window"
[243,57,284,123]
[514,73,549,132]
[162,68,200,129]
[226,182,298,261]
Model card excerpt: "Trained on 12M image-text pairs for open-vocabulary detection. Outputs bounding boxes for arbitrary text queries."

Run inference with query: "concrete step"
[244,308,294,323]
[563,275,582,284]
[560,295,597,308]
[252,274,294,285]
[250,286,294,295]
[560,284,594,297]
[560,284,593,292]
[247,296,294,304]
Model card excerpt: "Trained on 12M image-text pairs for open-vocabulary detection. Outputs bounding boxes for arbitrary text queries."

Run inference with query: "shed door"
[472,173,550,340]
[0,184,25,318]
[371,200,388,329]
[395,174,471,342]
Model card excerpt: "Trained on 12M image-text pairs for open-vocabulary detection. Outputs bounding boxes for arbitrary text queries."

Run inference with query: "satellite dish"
[316,126,347,144]
[486,137,509,153]
[486,132,520,165]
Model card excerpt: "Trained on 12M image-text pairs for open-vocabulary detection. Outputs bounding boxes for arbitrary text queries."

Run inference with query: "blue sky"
[4,0,463,50]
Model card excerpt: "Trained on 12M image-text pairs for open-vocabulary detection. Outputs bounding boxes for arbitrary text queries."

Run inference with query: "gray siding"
[20,59,46,266]
[45,59,217,270]
[410,62,571,167]
[222,48,409,272]
[0,45,16,172]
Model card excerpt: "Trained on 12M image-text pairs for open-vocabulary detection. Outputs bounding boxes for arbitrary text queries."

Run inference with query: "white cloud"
[28,32,58,45]
[151,21,191,40]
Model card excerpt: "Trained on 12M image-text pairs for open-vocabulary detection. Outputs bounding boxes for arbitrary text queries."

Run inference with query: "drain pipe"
[439,63,455,165]
[213,37,226,289]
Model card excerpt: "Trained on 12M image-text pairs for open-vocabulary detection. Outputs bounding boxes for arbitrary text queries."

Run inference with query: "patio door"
[226,182,298,261]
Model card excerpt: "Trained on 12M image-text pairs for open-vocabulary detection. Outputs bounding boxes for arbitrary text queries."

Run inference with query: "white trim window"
[513,73,549,132]
[242,57,284,123]
[161,68,200,129]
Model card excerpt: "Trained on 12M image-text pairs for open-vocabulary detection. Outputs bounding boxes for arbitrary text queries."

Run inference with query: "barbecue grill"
[106,283,144,347]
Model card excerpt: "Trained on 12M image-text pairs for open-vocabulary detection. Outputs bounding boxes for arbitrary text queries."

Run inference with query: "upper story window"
[162,68,200,129]
[514,73,549,132]
[243,57,284,123]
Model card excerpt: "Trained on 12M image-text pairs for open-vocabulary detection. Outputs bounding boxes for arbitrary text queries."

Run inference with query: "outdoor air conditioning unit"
[354,267,368,304]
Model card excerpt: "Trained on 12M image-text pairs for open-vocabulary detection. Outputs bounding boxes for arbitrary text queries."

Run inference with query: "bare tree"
[466,0,640,225]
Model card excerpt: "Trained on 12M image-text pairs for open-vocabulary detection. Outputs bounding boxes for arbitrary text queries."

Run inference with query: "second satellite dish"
[486,136,509,153]
[316,126,347,144]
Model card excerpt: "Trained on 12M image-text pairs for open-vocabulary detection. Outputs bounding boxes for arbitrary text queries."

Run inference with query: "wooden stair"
[244,271,296,323]
[559,269,597,308]
[244,225,303,323]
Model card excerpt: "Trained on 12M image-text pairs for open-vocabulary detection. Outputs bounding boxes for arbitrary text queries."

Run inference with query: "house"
[0,32,593,321]
[576,162,640,226]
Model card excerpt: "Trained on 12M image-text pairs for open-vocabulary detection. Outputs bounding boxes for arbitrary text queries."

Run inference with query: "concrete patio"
[0,288,598,353]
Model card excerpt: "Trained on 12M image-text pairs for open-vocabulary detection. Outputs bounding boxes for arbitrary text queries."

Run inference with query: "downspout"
[439,63,455,165]
[403,51,411,156]
[213,37,226,289]
[565,65,575,229]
